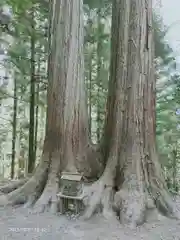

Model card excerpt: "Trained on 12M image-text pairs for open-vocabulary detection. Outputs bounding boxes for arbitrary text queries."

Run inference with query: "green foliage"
[84,0,111,9]
[156,51,180,192]
[84,4,111,141]
[0,0,47,177]
[153,13,175,65]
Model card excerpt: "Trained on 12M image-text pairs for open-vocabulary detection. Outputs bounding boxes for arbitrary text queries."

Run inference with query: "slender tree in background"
[0,1,48,179]
[34,73,40,162]
[96,4,103,143]
[11,75,17,179]
[87,51,92,136]
[28,7,36,174]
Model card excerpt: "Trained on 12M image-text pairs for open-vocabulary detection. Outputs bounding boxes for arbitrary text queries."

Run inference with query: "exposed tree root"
[0,178,28,194]
[82,165,179,228]
[0,179,15,187]
[30,155,60,214]
[145,152,180,219]
[113,175,179,227]
[0,154,49,207]
[31,187,58,214]
[113,175,146,227]
[148,181,180,220]
[82,172,115,220]
[145,196,167,223]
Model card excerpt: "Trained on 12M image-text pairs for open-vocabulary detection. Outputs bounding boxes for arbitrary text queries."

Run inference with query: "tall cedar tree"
[0,0,179,226]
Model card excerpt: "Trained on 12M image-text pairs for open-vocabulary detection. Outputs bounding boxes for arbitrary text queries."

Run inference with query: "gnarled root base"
[114,188,167,228]
[82,173,147,225]
[82,174,115,220]
[0,156,49,208]
[28,182,59,214]
[28,154,60,214]
[82,171,179,228]
[114,175,178,227]
[26,189,58,214]
[149,186,180,219]
[0,178,28,194]
[114,186,146,227]
[0,153,61,215]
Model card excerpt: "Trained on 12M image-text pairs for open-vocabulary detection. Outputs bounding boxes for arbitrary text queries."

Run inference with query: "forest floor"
[1,204,180,240]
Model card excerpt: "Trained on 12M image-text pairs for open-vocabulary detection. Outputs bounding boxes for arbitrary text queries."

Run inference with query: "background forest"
[0,0,180,195]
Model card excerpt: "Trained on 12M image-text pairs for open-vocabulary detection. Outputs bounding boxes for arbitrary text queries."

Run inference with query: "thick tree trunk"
[0,0,101,212]
[83,0,179,226]
[83,0,130,220]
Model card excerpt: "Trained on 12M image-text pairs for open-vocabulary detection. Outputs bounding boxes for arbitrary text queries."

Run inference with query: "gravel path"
[1,206,180,240]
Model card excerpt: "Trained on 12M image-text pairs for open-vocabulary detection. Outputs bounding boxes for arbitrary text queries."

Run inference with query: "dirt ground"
[0,205,180,240]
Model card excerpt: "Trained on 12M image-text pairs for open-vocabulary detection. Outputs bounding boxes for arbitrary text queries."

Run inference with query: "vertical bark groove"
[83,0,179,226]
[0,0,101,211]
[83,0,131,220]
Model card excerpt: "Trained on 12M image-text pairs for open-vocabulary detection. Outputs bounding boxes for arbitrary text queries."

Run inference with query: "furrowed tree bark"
[0,0,101,212]
[141,1,178,220]
[113,0,148,226]
[83,0,179,226]
[83,0,130,220]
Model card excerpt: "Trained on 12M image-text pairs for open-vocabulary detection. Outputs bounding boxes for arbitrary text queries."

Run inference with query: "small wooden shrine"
[57,172,84,214]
